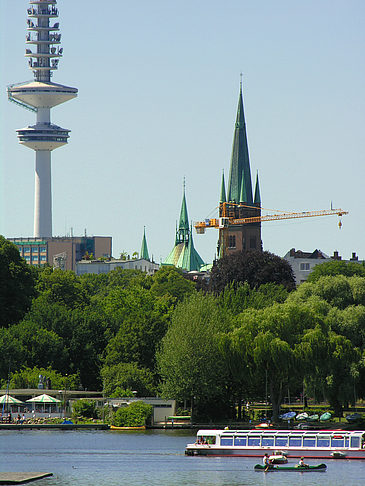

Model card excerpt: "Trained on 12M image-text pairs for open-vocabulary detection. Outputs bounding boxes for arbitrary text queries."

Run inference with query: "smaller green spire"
[140,227,150,261]
[179,180,189,233]
[220,170,226,203]
[239,170,247,203]
[254,171,261,205]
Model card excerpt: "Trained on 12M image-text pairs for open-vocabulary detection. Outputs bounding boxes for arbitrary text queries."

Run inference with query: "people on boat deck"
[298,457,308,467]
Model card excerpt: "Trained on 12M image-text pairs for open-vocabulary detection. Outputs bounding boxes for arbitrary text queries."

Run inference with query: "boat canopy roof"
[197,429,365,437]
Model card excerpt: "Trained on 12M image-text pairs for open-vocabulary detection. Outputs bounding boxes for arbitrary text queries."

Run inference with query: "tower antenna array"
[8,0,77,238]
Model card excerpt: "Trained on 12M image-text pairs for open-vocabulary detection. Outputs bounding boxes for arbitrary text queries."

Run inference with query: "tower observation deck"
[8,0,77,238]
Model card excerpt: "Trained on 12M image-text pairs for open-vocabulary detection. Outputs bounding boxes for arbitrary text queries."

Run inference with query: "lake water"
[1,429,364,485]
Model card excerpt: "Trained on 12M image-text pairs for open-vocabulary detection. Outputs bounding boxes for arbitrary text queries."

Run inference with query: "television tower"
[8,0,77,238]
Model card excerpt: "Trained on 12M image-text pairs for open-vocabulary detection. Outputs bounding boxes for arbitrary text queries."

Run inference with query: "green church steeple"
[220,171,227,203]
[140,227,150,261]
[254,171,261,205]
[163,184,205,272]
[227,79,253,204]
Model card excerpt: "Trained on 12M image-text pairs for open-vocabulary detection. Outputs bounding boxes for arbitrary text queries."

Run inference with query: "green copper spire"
[254,171,261,205]
[178,180,189,239]
[227,80,253,204]
[220,170,227,203]
[140,227,150,261]
[239,170,247,203]
[164,186,205,271]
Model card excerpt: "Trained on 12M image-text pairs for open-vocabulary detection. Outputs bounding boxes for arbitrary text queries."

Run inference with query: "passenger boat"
[254,463,327,471]
[185,429,365,459]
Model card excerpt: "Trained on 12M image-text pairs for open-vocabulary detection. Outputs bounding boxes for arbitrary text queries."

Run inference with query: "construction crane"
[194,202,348,257]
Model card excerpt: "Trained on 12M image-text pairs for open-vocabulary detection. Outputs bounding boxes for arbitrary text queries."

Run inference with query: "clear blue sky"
[1,0,364,263]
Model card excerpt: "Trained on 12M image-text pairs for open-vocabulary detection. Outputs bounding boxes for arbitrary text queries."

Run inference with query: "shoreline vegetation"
[1,236,365,425]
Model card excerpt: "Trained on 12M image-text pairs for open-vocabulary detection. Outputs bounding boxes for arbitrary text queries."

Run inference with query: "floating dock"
[0,472,52,484]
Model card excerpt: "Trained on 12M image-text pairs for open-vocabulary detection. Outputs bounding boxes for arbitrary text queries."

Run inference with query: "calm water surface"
[0,429,364,485]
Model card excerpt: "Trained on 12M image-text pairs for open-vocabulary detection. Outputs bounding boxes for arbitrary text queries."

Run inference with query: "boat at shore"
[110,425,146,430]
[185,429,365,459]
[254,463,327,472]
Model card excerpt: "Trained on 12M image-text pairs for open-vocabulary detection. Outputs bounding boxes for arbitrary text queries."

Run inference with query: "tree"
[102,285,172,370]
[113,401,152,427]
[210,250,295,293]
[35,267,89,309]
[306,260,365,282]
[4,366,79,390]
[150,266,195,303]
[157,293,231,419]
[101,362,156,397]
[0,236,36,327]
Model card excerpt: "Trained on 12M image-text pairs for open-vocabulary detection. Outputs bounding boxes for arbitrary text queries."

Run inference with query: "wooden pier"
[0,472,52,484]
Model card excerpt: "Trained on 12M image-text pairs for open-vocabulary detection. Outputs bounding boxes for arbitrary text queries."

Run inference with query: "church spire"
[254,171,261,205]
[178,178,189,237]
[140,227,150,261]
[220,170,227,203]
[239,170,247,203]
[227,79,253,204]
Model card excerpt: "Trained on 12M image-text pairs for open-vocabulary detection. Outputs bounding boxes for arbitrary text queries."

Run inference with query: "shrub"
[113,401,152,427]
[72,399,97,419]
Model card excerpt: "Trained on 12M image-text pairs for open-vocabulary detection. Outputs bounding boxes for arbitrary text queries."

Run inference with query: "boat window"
[275,436,288,447]
[303,436,316,447]
[234,436,247,446]
[220,437,233,446]
[261,436,274,447]
[206,436,216,445]
[350,437,360,448]
[247,436,261,446]
[317,436,330,447]
[331,437,344,448]
[289,436,302,447]
[345,437,350,447]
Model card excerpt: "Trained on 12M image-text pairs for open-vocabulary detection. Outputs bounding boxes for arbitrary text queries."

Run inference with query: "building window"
[39,247,46,252]
[24,255,30,261]
[31,256,38,261]
[250,237,256,249]
[228,235,236,248]
[24,247,30,253]
[300,263,310,271]
[40,255,47,261]
[32,247,39,253]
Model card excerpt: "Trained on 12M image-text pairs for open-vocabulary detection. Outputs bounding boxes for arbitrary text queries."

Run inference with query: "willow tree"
[157,292,231,420]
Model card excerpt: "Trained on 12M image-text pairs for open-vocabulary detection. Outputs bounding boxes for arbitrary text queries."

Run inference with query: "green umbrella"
[26,394,61,403]
[0,394,24,404]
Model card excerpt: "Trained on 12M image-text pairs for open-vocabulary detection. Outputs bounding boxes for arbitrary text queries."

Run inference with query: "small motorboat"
[296,412,309,421]
[346,413,361,423]
[269,452,288,464]
[280,411,296,421]
[320,412,332,421]
[254,463,327,472]
[330,451,347,459]
[307,414,319,421]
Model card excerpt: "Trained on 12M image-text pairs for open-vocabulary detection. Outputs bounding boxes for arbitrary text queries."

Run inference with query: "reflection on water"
[0,429,364,485]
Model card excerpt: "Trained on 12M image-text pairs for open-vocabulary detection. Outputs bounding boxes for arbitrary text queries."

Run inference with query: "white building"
[76,258,159,276]
[284,248,362,285]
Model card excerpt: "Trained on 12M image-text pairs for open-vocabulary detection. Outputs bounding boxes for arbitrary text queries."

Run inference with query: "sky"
[1,0,364,264]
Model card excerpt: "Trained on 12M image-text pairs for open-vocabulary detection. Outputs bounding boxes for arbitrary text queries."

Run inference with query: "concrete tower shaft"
[8,0,77,238]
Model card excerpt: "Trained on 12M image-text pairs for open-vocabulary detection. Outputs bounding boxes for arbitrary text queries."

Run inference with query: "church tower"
[218,81,262,257]
[164,183,204,271]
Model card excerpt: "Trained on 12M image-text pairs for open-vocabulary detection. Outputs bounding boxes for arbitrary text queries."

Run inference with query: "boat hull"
[185,446,365,459]
[254,463,327,471]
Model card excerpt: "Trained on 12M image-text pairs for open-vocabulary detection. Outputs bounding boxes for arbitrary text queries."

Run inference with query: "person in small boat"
[263,453,272,471]
[298,457,309,468]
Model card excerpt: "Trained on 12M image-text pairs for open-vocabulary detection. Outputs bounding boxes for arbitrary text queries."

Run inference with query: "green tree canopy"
[210,250,295,293]
[157,292,231,419]
[101,362,156,397]
[306,260,365,282]
[0,236,36,327]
